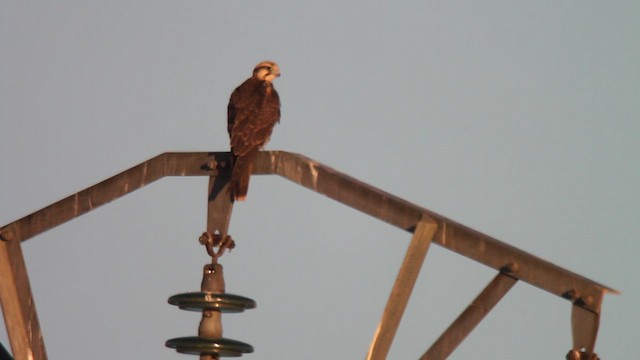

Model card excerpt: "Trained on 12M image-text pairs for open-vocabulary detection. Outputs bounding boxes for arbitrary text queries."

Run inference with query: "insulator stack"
[166,263,256,358]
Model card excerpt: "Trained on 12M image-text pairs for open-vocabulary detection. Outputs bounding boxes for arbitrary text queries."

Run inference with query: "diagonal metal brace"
[367,215,438,360]
[420,272,518,359]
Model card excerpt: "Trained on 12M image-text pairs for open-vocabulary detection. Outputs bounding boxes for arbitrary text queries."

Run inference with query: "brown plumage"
[227,61,281,201]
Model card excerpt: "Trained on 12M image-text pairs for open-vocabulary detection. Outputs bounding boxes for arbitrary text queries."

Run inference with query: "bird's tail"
[230,155,251,201]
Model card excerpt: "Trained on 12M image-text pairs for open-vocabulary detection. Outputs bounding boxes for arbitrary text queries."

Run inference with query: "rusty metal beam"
[0,224,47,360]
[367,217,438,360]
[420,272,518,360]
[255,151,618,314]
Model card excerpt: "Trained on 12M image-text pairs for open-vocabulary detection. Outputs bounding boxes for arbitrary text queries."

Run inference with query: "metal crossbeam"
[0,151,618,359]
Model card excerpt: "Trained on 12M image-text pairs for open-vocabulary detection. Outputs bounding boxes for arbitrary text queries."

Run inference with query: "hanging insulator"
[166,263,256,357]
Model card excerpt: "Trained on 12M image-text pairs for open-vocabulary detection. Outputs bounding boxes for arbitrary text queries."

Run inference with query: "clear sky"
[1,1,638,359]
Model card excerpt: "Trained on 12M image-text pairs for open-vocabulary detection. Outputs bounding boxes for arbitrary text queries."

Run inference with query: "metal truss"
[0,151,618,359]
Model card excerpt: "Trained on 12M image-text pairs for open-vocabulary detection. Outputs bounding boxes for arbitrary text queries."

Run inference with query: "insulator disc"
[168,292,256,312]
[166,336,253,357]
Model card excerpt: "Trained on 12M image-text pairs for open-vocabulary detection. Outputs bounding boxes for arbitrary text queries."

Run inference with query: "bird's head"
[253,61,280,82]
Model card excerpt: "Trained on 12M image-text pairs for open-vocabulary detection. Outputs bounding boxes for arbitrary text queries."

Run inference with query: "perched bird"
[227,61,281,201]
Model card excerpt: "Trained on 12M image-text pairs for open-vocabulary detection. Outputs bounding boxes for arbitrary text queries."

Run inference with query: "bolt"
[0,229,13,242]
[199,232,212,245]
[563,289,580,302]
[501,262,519,274]
[206,160,218,170]
[579,295,594,306]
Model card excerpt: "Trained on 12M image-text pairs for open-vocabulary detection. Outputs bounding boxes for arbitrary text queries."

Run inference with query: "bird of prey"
[227,61,281,201]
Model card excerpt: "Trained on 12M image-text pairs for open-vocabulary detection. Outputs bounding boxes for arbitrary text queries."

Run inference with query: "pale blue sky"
[1,1,639,358]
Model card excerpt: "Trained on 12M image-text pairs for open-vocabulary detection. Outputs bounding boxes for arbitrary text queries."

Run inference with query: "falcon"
[227,61,281,201]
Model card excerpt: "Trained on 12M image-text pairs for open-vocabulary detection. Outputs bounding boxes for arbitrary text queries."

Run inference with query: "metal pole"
[206,174,234,241]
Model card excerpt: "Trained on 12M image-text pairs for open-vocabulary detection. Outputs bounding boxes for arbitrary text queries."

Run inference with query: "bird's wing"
[229,82,280,157]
